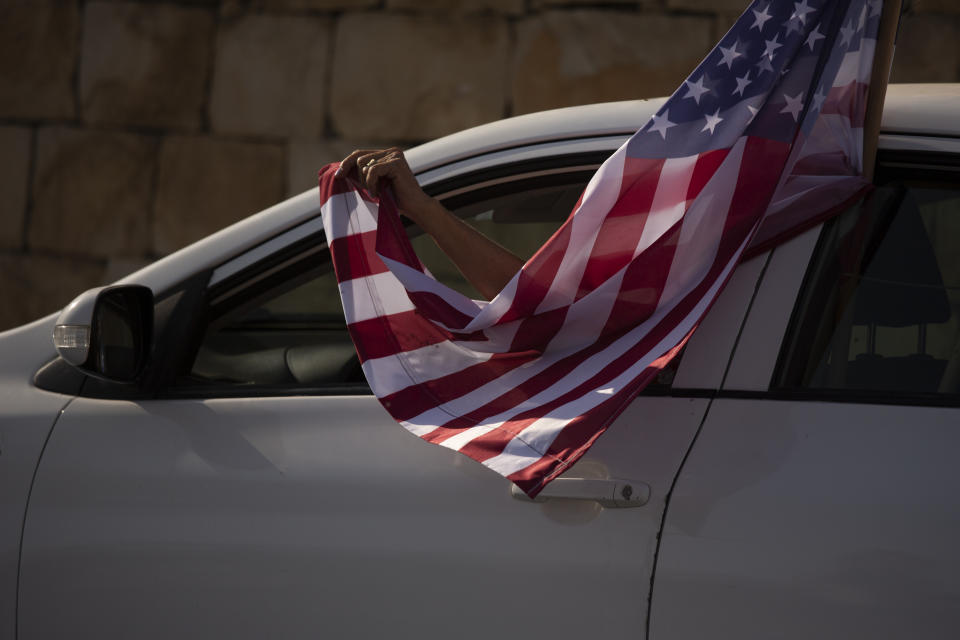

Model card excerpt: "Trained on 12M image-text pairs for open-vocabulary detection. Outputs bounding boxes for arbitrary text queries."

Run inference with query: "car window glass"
[182,177,589,389]
[777,178,960,397]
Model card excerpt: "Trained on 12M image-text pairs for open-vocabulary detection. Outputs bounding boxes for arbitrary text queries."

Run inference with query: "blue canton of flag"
[634,0,882,158]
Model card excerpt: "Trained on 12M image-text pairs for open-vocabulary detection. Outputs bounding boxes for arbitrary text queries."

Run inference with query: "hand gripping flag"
[319,0,884,497]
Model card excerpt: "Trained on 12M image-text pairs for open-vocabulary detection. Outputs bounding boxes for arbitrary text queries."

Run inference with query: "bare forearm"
[414,198,524,300]
[339,147,524,300]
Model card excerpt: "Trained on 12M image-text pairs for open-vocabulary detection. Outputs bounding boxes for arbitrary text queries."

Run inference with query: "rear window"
[776,170,960,400]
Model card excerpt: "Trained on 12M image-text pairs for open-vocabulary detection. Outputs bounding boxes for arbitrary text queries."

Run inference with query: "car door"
[18,151,760,640]
[649,150,960,638]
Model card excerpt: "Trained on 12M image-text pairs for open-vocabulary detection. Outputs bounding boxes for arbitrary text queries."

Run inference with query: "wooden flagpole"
[862,0,904,182]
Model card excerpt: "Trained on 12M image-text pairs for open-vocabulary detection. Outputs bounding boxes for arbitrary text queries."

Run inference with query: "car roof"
[406,83,960,174]
[122,84,958,295]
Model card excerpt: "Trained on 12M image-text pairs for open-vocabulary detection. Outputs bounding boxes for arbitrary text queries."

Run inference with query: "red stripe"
[574,157,663,297]
[380,351,537,423]
[449,141,792,467]
[509,345,678,496]
[373,186,425,272]
[792,150,854,176]
[405,290,474,330]
[499,219,574,323]
[329,230,388,282]
[460,202,755,469]
[686,148,729,201]
[318,163,377,204]
[347,310,487,363]
[600,219,682,336]
[822,81,868,127]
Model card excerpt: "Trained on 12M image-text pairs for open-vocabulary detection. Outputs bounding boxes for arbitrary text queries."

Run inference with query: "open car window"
[179,171,595,392]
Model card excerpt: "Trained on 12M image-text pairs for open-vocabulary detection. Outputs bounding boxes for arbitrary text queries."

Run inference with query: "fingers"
[336,148,378,177]
[336,147,402,181]
[363,150,408,197]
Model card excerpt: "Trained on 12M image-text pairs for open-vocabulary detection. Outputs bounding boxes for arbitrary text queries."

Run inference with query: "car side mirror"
[53,285,154,383]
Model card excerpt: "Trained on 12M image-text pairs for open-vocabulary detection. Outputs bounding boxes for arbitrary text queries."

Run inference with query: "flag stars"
[781,91,805,121]
[805,25,825,50]
[791,0,815,24]
[840,21,856,47]
[684,76,710,104]
[648,110,676,139]
[813,87,827,111]
[763,34,783,59]
[702,109,723,135]
[756,54,774,74]
[751,3,773,31]
[717,41,744,69]
[786,16,804,35]
[733,71,752,96]
[746,104,760,124]
[868,0,882,17]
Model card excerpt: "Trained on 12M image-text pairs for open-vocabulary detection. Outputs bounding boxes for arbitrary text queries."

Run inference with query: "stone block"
[0,254,105,332]
[666,0,747,12]
[30,127,156,259]
[331,13,509,141]
[80,2,215,130]
[103,257,152,283]
[0,3,79,119]
[210,14,332,138]
[890,13,960,83]
[251,0,379,9]
[0,127,32,250]
[286,139,378,197]
[387,0,525,14]
[532,0,641,6]
[714,12,741,41]
[154,136,284,254]
[913,0,960,14]
[513,11,712,114]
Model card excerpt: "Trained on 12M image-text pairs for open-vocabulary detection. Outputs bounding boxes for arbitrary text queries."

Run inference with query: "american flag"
[319,0,883,497]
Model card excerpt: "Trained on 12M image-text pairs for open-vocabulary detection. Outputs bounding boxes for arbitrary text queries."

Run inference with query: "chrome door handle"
[510,477,650,508]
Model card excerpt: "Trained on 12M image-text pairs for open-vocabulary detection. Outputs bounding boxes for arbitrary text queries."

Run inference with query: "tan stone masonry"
[0,0,957,330]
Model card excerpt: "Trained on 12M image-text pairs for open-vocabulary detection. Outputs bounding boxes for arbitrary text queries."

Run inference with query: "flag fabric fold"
[319,0,883,497]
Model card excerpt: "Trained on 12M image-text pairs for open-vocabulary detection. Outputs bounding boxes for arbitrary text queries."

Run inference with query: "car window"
[776,172,960,398]
[182,173,592,390]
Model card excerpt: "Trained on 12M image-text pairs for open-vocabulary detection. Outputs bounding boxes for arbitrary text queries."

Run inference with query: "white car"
[2,84,959,640]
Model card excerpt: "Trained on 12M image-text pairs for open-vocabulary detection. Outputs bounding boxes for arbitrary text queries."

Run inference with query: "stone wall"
[1,0,958,331]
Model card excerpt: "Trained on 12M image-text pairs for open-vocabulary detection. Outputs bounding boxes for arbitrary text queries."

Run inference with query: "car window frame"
[767,149,960,408]
[152,154,614,399]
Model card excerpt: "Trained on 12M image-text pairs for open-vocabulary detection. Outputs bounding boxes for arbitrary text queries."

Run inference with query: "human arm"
[337,148,525,301]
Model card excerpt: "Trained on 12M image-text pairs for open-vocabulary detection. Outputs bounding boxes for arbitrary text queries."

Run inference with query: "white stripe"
[658,137,745,308]
[543,154,700,352]
[379,256,482,323]
[833,38,875,87]
[363,341,493,397]
[535,144,627,313]
[482,230,751,477]
[636,154,698,258]
[460,267,521,333]
[320,191,378,242]
[439,145,745,457]
[410,214,744,451]
[339,272,415,323]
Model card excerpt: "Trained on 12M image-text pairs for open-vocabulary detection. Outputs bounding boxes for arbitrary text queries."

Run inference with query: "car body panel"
[651,398,960,639]
[19,395,710,639]
[651,168,960,637]
[0,317,76,640]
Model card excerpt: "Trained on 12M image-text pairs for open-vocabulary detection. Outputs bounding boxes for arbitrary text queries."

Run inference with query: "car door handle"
[510,477,650,508]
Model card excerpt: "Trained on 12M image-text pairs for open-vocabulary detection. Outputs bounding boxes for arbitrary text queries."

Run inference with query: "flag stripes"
[319,0,882,496]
